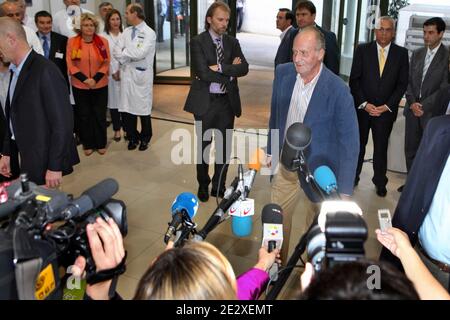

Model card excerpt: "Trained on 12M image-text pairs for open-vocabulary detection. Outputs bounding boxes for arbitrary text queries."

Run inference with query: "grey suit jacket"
[405,44,449,118]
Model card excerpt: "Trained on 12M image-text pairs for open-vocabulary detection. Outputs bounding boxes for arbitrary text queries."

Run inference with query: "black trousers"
[73,86,108,150]
[110,109,122,132]
[123,113,152,143]
[404,111,431,172]
[355,110,394,187]
[194,94,235,190]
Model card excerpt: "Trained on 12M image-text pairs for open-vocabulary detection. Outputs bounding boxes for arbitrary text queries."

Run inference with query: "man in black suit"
[34,10,69,87]
[0,17,79,188]
[435,85,450,117]
[276,1,340,75]
[184,2,248,202]
[349,16,409,197]
[380,115,450,291]
[404,17,449,174]
[274,8,294,69]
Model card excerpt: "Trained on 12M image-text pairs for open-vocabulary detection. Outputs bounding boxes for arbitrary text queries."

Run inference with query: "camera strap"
[86,251,127,286]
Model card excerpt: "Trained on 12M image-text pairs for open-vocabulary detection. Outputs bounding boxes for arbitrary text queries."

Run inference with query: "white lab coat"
[24,25,44,55]
[23,14,36,31]
[102,31,122,110]
[114,21,156,116]
[52,8,93,38]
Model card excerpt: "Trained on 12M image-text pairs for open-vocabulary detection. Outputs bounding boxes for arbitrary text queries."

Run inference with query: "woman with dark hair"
[102,9,123,142]
[67,13,110,156]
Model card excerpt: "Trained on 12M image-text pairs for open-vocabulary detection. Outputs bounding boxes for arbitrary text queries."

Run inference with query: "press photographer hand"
[72,217,125,300]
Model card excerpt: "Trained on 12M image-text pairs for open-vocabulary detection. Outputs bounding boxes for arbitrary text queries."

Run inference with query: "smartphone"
[378,209,392,232]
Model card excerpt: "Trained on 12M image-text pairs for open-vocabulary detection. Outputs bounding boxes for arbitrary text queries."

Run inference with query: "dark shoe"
[376,185,387,197]
[128,140,138,150]
[211,187,225,198]
[138,141,148,151]
[397,185,404,192]
[197,185,209,202]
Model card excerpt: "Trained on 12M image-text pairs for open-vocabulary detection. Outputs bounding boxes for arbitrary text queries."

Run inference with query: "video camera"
[0,174,127,300]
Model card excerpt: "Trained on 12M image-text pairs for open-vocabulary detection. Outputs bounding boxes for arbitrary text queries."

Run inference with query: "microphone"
[280,123,312,171]
[261,203,283,281]
[313,166,340,199]
[164,192,198,243]
[231,149,264,237]
[61,178,119,220]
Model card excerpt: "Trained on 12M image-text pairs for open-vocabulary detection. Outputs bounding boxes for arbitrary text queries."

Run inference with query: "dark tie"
[131,27,137,40]
[42,35,49,59]
[215,38,226,92]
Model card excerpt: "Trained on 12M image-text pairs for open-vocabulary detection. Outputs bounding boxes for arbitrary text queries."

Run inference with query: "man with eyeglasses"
[349,16,409,197]
[0,1,43,55]
[267,26,359,264]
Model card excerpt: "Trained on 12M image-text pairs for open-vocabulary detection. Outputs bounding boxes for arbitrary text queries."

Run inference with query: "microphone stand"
[266,153,327,300]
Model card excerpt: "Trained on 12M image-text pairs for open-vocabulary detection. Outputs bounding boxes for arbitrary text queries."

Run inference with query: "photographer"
[376,227,450,300]
[298,260,419,300]
[73,219,280,300]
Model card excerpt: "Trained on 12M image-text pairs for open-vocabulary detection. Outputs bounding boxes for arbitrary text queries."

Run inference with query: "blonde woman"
[72,219,280,300]
[67,13,110,156]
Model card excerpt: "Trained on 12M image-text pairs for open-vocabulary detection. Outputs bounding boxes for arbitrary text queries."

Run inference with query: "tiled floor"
[62,117,405,300]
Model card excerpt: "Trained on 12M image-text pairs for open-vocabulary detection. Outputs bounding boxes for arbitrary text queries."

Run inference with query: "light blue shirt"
[8,49,32,140]
[419,155,450,264]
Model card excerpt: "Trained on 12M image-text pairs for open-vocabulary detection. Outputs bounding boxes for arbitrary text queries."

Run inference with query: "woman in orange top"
[67,13,110,156]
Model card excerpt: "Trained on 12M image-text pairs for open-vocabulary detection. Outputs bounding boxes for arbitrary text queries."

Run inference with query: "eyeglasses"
[377,28,393,33]
[7,13,21,18]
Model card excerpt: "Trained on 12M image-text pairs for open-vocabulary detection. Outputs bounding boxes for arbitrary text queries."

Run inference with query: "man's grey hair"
[297,25,326,51]
[375,16,396,31]
[0,16,27,41]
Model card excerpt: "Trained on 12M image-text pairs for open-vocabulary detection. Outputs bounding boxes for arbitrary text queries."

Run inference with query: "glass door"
[153,0,191,83]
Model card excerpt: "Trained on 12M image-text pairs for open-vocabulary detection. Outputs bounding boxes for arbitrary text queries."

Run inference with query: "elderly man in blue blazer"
[267,26,359,263]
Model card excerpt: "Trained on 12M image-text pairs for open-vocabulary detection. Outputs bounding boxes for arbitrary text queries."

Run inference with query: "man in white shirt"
[6,0,35,30]
[52,0,93,38]
[97,2,113,34]
[0,1,43,55]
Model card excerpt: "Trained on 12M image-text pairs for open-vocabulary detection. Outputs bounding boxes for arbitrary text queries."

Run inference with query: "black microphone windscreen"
[82,178,119,208]
[281,123,312,171]
[261,203,283,224]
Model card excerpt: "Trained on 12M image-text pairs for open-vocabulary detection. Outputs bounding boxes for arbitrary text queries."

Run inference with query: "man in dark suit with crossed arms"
[0,17,79,188]
[184,1,248,202]
[350,16,409,197]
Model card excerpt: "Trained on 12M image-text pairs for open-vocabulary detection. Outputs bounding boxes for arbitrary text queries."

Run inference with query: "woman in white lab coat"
[102,9,123,142]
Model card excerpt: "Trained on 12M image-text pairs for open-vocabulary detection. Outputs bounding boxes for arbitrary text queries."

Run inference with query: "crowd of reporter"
[68,216,449,301]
